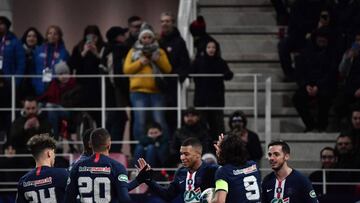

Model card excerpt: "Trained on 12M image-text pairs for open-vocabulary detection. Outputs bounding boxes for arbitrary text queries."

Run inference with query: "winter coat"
[32,42,69,95]
[0,32,25,85]
[37,77,77,106]
[191,44,233,107]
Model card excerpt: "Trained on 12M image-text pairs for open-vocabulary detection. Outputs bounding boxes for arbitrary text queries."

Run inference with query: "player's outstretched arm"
[137,158,179,201]
[128,158,152,191]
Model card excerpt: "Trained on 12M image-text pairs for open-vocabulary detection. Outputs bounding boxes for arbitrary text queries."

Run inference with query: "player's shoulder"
[18,169,36,183]
[262,171,276,183]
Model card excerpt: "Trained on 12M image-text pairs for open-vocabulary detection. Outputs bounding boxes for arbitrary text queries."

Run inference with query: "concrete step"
[222,52,279,62]
[198,0,272,7]
[207,25,280,35]
[187,87,295,108]
[215,35,279,55]
[199,10,276,26]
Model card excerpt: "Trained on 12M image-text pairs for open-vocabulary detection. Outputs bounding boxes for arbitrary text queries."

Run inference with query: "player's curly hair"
[218,134,248,166]
[27,133,57,159]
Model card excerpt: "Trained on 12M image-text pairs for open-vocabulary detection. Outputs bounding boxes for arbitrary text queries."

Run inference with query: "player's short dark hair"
[27,134,56,159]
[90,128,111,152]
[320,147,335,158]
[218,134,248,166]
[82,128,93,154]
[181,137,203,152]
[147,122,162,132]
[268,140,291,154]
[128,16,142,24]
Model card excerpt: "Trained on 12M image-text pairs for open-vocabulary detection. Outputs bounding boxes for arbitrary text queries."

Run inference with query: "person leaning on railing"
[123,22,172,143]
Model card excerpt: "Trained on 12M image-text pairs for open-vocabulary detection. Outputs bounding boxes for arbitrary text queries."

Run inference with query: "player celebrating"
[211,134,261,203]
[16,134,69,203]
[137,137,219,202]
[64,128,133,203]
[262,141,318,203]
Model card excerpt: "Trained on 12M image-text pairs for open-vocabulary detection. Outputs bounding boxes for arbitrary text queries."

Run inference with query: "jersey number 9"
[78,177,111,203]
[243,175,260,200]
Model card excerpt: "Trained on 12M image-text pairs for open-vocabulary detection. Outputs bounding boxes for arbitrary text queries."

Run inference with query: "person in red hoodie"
[38,61,77,139]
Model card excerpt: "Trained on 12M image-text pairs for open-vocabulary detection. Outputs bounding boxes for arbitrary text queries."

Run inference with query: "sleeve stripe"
[215,179,228,192]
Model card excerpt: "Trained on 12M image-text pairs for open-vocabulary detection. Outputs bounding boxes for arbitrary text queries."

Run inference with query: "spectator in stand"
[18,27,43,104]
[335,133,359,169]
[270,0,289,26]
[293,27,337,132]
[309,147,338,197]
[99,26,130,152]
[132,122,168,168]
[277,0,324,82]
[123,23,171,142]
[37,62,79,139]
[189,15,220,57]
[0,16,25,134]
[227,110,263,163]
[168,107,210,166]
[69,25,105,126]
[33,25,69,96]
[329,0,360,62]
[159,12,190,137]
[125,16,143,48]
[335,32,360,128]
[8,97,53,153]
[349,106,360,152]
[191,40,233,142]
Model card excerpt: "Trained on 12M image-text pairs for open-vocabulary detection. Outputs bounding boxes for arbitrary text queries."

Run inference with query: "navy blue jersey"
[147,162,219,202]
[262,169,318,203]
[16,166,69,203]
[214,161,261,203]
[64,153,132,203]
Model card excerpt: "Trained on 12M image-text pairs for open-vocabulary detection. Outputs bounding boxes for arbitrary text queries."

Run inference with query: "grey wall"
[13,0,179,50]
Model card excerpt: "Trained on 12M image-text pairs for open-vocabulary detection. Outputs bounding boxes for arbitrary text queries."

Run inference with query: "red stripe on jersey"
[188,172,193,190]
[276,180,282,199]
[94,153,100,163]
[36,167,41,176]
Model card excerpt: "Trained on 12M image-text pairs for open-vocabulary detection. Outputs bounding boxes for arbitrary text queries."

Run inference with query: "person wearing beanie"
[226,110,263,163]
[0,16,26,134]
[123,22,172,144]
[158,12,191,138]
[38,61,77,138]
[99,26,130,152]
[189,15,220,57]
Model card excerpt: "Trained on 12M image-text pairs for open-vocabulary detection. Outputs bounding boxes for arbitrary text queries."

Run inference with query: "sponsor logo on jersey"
[309,190,316,198]
[118,174,128,182]
[78,166,111,174]
[184,187,201,203]
[271,197,290,203]
[233,164,257,175]
[23,177,53,187]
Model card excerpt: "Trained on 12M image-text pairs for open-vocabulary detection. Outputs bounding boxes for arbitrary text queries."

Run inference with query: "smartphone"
[86,34,93,44]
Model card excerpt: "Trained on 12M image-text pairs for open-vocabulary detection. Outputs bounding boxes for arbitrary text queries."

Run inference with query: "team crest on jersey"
[183,187,201,203]
[118,174,128,182]
[78,166,111,174]
[23,177,53,187]
[271,197,290,203]
[309,190,316,198]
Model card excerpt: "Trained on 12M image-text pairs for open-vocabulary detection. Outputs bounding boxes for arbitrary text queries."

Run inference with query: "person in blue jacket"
[32,25,69,96]
[0,16,25,133]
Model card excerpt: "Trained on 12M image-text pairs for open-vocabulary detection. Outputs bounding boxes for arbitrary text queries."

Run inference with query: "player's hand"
[214,133,224,158]
[135,158,153,183]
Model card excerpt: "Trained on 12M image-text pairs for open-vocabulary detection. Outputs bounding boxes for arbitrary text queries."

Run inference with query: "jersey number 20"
[243,175,260,200]
[24,187,57,203]
[78,177,111,203]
